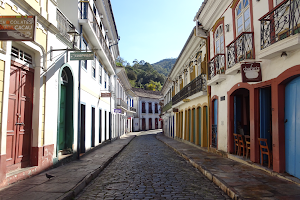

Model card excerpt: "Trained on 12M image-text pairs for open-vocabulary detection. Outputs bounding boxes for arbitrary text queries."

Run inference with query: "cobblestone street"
[76,131,230,200]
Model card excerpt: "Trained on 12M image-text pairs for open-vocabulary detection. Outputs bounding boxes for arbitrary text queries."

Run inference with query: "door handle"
[284,119,288,123]
[15,122,25,126]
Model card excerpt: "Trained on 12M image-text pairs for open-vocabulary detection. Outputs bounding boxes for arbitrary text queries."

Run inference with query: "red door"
[6,64,33,169]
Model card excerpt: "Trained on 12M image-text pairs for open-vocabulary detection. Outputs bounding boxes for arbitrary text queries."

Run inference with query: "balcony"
[226,32,254,75]
[78,2,115,74]
[162,101,172,113]
[116,98,128,110]
[207,54,226,85]
[259,0,300,59]
[56,9,73,42]
[172,74,207,106]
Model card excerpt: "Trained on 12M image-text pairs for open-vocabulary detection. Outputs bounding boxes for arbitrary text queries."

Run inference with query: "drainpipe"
[77,25,83,159]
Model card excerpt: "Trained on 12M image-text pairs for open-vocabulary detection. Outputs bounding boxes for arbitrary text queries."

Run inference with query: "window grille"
[11,46,32,64]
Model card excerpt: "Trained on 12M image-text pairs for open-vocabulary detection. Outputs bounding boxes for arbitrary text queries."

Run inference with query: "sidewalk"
[0,133,136,200]
[156,134,300,200]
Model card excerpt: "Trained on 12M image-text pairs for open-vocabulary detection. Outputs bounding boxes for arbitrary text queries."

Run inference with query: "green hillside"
[152,58,176,77]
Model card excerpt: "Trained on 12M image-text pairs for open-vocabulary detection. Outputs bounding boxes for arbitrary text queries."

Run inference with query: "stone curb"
[156,135,241,200]
[57,135,136,200]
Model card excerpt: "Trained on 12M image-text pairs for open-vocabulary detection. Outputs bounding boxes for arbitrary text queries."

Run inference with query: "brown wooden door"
[6,65,33,168]
[149,118,152,130]
[155,118,158,129]
[142,118,146,130]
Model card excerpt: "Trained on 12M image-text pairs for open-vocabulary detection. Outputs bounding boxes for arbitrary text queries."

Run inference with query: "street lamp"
[67,26,80,49]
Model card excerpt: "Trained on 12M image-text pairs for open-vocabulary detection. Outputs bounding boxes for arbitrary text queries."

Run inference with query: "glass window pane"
[236,3,242,16]
[216,40,220,53]
[243,0,249,7]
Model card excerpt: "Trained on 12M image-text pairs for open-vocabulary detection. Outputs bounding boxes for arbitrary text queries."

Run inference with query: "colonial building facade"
[194,0,300,179]
[0,0,124,187]
[161,27,209,148]
[132,88,162,131]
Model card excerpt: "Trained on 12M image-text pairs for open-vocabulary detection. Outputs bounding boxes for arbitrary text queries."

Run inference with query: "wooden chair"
[237,134,246,157]
[257,138,272,168]
[233,133,239,155]
[244,135,251,159]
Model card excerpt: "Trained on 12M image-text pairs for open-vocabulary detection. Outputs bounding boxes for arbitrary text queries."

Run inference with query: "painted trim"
[56,63,75,157]
[210,95,219,148]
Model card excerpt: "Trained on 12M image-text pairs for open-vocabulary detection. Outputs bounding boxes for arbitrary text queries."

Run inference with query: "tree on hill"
[117,57,168,91]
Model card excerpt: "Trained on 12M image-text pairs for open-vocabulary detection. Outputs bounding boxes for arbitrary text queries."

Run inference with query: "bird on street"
[46,173,55,180]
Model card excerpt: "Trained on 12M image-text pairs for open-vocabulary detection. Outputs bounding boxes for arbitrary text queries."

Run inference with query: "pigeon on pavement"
[46,173,55,180]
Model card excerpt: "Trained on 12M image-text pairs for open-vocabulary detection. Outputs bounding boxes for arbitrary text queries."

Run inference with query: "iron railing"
[260,0,300,50]
[172,74,207,105]
[78,2,116,68]
[117,98,127,109]
[56,9,73,41]
[162,101,172,112]
[130,107,136,112]
[212,124,217,148]
[227,32,254,68]
[208,54,225,80]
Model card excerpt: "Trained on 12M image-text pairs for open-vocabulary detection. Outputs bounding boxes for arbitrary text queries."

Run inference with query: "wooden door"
[58,85,66,150]
[142,118,146,130]
[155,118,158,129]
[149,118,152,130]
[6,65,33,167]
[285,77,300,179]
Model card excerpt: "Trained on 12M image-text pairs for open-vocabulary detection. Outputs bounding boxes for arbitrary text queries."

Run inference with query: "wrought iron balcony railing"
[56,9,73,42]
[130,107,136,112]
[172,74,207,105]
[208,54,225,80]
[162,101,172,112]
[227,32,254,68]
[78,2,116,68]
[117,98,127,109]
[260,0,300,50]
[212,124,217,148]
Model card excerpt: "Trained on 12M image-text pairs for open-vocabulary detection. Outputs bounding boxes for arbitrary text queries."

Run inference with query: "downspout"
[77,25,83,159]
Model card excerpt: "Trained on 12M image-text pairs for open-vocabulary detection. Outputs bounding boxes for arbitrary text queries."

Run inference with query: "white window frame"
[215,25,224,54]
[236,0,251,35]
[92,56,96,79]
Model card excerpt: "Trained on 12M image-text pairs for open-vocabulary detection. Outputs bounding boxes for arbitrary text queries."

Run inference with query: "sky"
[110,0,204,65]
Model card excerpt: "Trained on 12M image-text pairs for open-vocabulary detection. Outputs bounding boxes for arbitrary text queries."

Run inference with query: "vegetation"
[116,57,176,91]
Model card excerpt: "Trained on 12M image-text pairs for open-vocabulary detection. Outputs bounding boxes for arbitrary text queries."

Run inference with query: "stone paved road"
[76,131,230,200]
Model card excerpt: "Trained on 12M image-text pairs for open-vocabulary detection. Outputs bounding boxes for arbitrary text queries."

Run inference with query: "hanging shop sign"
[101,93,111,97]
[182,99,190,102]
[241,63,262,82]
[70,52,94,60]
[114,109,122,113]
[0,16,36,41]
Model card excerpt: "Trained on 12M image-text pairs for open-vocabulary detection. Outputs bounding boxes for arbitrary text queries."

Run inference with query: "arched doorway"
[230,88,250,154]
[212,99,218,148]
[197,107,202,146]
[203,106,208,147]
[58,67,74,155]
[285,76,300,179]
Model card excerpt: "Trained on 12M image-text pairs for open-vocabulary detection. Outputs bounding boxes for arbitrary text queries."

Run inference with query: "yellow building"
[161,27,209,148]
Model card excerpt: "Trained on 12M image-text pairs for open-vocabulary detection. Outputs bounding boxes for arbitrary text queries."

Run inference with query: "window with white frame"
[104,70,107,89]
[82,38,88,70]
[98,60,102,84]
[236,0,250,35]
[215,25,224,54]
[92,56,96,79]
